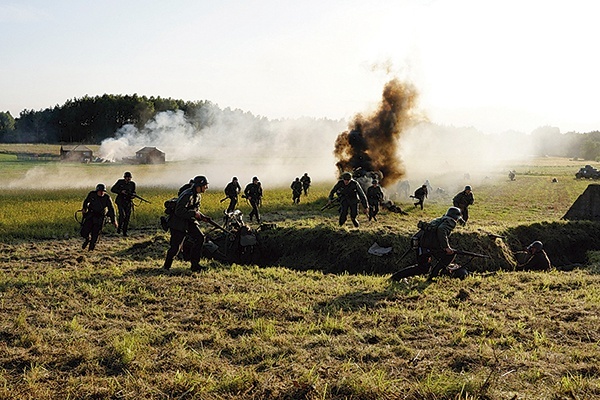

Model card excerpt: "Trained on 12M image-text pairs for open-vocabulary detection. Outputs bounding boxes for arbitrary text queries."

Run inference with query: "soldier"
[453,185,474,223]
[244,176,263,223]
[110,171,136,236]
[397,180,410,198]
[291,177,303,204]
[178,179,194,196]
[508,170,516,181]
[80,184,118,251]
[367,179,384,221]
[163,176,210,272]
[300,172,311,196]
[327,172,368,227]
[390,207,463,281]
[412,184,428,210]
[517,241,552,271]
[223,176,242,213]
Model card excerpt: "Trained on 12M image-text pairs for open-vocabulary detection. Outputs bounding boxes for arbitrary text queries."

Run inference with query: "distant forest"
[1,94,600,160]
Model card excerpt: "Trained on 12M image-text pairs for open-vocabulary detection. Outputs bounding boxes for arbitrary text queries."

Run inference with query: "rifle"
[454,249,491,258]
[320,197,340,211]
[131,194,151,204]
[202,216,232,234]
[478,229,506,240]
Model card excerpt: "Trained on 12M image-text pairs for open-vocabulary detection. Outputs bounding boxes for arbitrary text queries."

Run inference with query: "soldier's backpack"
[160,197,178,231]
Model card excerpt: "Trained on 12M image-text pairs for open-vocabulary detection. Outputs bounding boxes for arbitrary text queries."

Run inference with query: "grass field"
[1,152,600,399]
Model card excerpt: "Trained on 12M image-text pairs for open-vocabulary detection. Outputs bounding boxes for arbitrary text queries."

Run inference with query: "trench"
[251,220,600,274]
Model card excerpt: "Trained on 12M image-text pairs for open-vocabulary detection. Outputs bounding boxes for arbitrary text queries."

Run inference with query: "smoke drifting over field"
[334,79,419,187]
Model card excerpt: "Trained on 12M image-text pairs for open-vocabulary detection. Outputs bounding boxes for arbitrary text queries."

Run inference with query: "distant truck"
[575,165,600,179]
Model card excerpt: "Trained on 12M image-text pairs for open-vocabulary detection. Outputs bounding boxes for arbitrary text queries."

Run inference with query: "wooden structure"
[60,145,93,162]
[135,147,165,164]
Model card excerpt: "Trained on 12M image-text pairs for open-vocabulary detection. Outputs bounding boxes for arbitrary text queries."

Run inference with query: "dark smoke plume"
[334,78,418,187]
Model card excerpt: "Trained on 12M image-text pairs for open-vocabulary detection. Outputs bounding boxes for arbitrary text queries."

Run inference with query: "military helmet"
[445,206,463,221]
[527,241,543,251]
[341,172,352,180]
[192,175,209,187]
[252,176,259,182]
[452,267,469,280]
[372,179,378,184]
[95,183,106,192]
[232,176,238,181]
[465,185,472,191]
[124,171,132,178]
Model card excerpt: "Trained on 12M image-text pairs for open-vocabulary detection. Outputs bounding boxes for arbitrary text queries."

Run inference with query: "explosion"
[334,78,419,187]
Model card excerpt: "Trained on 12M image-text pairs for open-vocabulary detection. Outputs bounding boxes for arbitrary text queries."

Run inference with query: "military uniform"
[300,173,311,195]
[291,178,303,204]
[392,212,459,281]
[81,190,116,251]
[164,187,205,271]
[111,177,136,236]
[224,178,241,213]
[413,186,428,210]
[244,179,263,223]
[453,189,474,223]
[328,178,368,227]
[517,249,551,271]
[367,184,384,221]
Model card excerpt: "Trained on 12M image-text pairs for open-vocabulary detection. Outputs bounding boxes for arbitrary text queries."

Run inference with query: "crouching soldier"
[163,175,210,272]
[81,184,118,251]
[390,207,463,281]
[516,241,552,271]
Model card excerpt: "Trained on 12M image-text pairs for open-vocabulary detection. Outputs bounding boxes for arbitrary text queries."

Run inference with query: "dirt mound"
[256,221,600,275]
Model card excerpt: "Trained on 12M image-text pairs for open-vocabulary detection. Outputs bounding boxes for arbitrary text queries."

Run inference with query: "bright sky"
[1,0,598,134]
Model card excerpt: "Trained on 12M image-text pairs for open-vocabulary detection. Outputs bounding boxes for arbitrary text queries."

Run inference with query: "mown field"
[1,152,600,399]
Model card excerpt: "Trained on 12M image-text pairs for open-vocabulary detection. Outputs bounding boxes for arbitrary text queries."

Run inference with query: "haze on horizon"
[1,0,599,135]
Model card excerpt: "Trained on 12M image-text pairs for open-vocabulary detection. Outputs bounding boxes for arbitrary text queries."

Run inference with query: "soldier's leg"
[187,224,205,271]
[164,229,186,269]
[350,203,359,227]
[391,252,431,280]
[373,203,379,220]
[89,221,102,251]
[80,217,93,248]
[339,203,349,226]
[463,207,469,223]
[122,202,132,236]
[428,252,456,280]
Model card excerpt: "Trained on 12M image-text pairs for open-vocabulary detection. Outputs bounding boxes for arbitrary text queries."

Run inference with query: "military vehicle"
[575,165,600,179]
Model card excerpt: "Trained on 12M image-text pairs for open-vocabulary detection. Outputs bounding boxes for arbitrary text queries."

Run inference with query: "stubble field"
[1,151,600,399]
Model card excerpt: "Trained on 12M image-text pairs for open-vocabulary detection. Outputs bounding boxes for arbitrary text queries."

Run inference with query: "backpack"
[163,197,177,215]
[415,219,441,249]
[159,197,178,232]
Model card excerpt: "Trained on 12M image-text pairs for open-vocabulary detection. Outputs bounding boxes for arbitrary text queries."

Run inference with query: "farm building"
[60,145,93,162]
[135,147,165,164]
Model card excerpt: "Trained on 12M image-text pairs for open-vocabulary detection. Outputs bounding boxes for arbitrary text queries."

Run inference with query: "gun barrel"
[455,250,491,258]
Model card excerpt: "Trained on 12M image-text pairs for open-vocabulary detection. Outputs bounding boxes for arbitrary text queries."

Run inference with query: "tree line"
[0,94,216,144]
[1,95,600,161]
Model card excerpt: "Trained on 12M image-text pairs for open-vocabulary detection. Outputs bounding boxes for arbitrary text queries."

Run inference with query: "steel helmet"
[465,185,472,191]
[372,179,378,184]
[341,172,352,180]
[527,241,543,251]
[124,171,132,178]
[193,175,209,187]
[445,206,463,221]
[95,183,106,192]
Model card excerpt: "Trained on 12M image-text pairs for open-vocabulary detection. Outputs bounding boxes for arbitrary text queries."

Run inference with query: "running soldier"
[163,176,211,272]
[367,179,384,221]
[412,184,428,210]
[110,171,136,236]
[223,176,242,213]
[300,172,311,196]
[291,177,303,204]
[327,172,369,227]
[81,184,118,251]
[244,176,263,223]
[453,185,474,223]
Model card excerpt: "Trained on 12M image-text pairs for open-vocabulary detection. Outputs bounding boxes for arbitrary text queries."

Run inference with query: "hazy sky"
[1,0,598,134]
